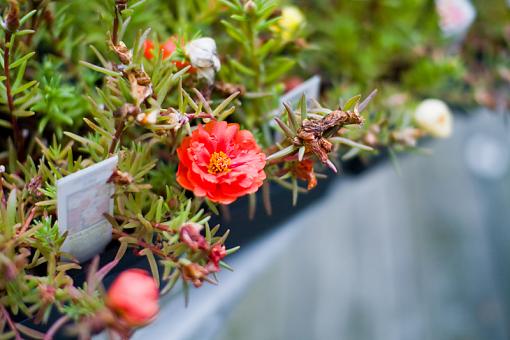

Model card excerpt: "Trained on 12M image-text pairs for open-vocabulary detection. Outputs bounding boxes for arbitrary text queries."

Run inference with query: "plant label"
[280,75,321,109]
[57,156,118,262]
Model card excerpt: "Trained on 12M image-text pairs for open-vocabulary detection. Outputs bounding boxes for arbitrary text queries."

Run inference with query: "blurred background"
[135,110,510,340]
[132,0,510,339]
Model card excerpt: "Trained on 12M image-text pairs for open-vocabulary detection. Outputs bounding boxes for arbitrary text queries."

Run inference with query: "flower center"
[208,151,231,174]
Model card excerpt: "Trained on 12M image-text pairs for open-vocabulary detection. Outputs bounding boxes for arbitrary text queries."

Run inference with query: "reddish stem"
[0,305,22,340]
[112,229,178,262]
[17,206,37,236]
[43,315,69,340]
[114,214,176,234]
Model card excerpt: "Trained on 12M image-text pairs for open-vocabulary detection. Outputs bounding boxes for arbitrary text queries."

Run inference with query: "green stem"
[245,12,272,146]
[3,31,24,161]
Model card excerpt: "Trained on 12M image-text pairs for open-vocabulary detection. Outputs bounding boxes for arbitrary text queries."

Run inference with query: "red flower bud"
[209,243,226,267]
[107,269,159,327]
[144,39,176,60]
[179,223,209,251]
[143,38,193,71]
[143,39,155,60]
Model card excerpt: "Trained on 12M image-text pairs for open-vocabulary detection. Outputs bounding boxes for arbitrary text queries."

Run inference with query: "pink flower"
[107,269,159,327]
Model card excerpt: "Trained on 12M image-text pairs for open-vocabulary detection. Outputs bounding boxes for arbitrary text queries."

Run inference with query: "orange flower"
[106,269,159,327]
[177,121,266,204]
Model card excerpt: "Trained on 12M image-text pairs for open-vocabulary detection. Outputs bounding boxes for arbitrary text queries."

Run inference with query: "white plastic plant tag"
[57,156,118,262]
[435,0,476,38]
[280,75,321,109]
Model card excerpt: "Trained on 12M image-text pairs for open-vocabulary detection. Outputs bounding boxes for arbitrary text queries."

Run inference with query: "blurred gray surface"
[135,110,510,340]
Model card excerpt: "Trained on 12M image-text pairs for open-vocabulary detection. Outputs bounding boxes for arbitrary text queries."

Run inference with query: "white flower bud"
[435,0,476,37]
[136,109,159,125]
[414,99,453,138]
[185,37,221,85]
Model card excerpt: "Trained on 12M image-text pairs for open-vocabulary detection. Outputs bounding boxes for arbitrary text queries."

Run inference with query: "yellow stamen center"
[208,151,231,174]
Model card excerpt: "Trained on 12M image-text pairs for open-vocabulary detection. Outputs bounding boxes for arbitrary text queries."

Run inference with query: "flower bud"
[136,109,159,125]
[244,0,257,14]
[6,0,20,32]
[272,6,305,41]
[115,0,128,12]
[209,243,227,266]
[414,99,453,138]
[185,37,221,84]
[179,223,208,250]
[107,269,159,327]
[144,38,176,60]
[435,0,476,37]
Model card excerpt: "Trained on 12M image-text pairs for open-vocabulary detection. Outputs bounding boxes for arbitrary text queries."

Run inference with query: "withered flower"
[181,263,210,288]
[294,109,363,172]
[111,41,132,65]
[26,175,43,197]
[126,69,153,106]
[291,159,317,190]
[108,169,134,185]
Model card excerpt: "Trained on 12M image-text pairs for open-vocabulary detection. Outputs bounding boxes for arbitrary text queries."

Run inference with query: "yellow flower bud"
[272,6,305,41]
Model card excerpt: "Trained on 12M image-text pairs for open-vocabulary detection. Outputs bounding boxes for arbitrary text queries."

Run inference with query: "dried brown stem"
[111,9,119,46]
[108,119,125,154]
